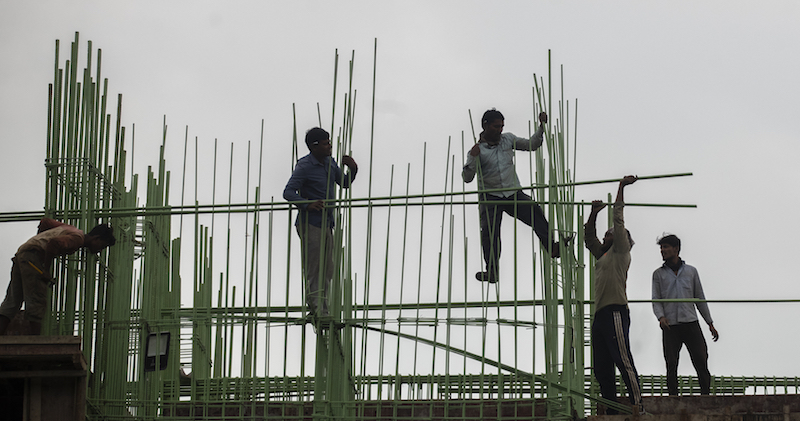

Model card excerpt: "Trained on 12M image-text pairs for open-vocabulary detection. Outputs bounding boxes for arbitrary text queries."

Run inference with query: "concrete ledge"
[643,394,800,414]
[0,335,85,372]
[0,335,87,421]
[589,394,800,420]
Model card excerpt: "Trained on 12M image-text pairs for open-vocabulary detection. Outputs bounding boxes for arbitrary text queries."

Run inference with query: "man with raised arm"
[652,234,719,395]
[584,175,643,415]
[462,109,562,284]
[0,218,116,335]
[284,127,358,320]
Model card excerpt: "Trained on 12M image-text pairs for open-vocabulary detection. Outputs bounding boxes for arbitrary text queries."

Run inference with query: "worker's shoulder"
[37,218,67,233]
[682,262,701,275]
[290,154,316,170]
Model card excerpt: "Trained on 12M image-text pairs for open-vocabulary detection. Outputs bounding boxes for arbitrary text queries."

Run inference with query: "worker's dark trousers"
[479,191,550,277]
[592,305,642,414]
[663,321,711,395]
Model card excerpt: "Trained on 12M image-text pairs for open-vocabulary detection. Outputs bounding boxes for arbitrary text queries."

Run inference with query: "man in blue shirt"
[284,127,358,319]
[652,234,719,395]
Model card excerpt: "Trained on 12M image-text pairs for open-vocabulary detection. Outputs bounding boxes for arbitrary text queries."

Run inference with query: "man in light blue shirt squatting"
[284,127,358,319]
[652,234,719,395]
[462,109,563,284]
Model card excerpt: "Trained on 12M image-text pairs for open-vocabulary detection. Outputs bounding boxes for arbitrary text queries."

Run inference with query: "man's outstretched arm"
[512,112,548,152]
[615,175,638,205]
[611,175,637,252]
[584,200,605,259]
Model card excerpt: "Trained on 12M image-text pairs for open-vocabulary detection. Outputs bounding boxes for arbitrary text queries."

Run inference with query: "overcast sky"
[1,1,799,380]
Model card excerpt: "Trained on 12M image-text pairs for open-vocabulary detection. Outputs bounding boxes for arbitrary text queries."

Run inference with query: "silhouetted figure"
[284,127,357,320]
[584,176,643,415]
[0,218,115,335]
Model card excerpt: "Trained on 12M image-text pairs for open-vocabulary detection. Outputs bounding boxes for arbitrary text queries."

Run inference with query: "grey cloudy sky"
[1,1,799,378]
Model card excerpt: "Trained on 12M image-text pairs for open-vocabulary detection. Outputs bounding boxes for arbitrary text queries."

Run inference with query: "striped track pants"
[592,304,643,413]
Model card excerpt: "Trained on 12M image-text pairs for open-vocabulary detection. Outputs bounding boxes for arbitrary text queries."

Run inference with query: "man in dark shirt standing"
[284,127,358,320]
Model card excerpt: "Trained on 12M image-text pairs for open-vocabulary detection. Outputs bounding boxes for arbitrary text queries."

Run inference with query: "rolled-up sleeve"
[510,125,544,151]
[462,153,477,183]
[335,160,357,189]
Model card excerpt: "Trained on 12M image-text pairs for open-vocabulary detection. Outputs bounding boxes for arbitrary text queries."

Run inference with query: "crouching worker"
[0,218,116,335]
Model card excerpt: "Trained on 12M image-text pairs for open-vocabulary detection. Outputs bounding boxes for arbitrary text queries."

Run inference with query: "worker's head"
[602,227,634,254]
[85,224,116,254]
[481,108,504,127]
[305,127,332,157]
[657,234,681,261]
[481,108,504,142]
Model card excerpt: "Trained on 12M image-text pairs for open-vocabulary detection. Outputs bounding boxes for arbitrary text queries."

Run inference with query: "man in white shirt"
[652,234,719,395]
[462,109,561,283]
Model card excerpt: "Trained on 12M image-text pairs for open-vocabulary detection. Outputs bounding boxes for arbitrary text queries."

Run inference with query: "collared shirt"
[652,260,713,325]
[462,126,544,197]
[584,199,632,313]
[17,218,85,256]
[283,153,356,228]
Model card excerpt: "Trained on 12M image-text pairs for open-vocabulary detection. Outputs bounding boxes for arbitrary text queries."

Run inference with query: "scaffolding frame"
[3,32,798,420]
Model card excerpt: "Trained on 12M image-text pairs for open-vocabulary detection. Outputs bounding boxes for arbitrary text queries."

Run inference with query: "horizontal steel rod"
[0,200,695,222]
[0,172,694,222]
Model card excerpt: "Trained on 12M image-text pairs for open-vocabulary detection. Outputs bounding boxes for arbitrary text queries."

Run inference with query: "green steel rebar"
[26,35,800,421]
